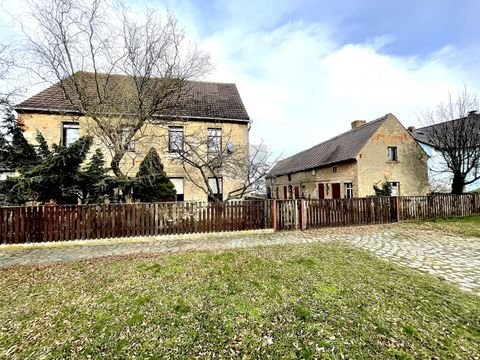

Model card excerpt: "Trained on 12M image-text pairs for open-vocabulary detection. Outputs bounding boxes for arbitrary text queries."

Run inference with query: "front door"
[332,183,341,199]
[318,183,325,199]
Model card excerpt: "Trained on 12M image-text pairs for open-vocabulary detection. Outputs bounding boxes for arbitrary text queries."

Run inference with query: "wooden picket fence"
[399,194,480,220]
[0,201,271,245]
[273,193,480,231]
[1,194,479,244]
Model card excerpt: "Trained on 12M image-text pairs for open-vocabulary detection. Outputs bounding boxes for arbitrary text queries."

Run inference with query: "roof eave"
[14,106,251,123]
[267,158,357,178]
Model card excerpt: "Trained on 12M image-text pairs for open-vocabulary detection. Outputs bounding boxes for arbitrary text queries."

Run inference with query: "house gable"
[356,113,429,196]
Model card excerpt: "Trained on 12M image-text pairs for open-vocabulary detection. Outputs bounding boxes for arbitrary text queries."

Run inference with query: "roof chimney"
[351,120,367,129]
[407,126,416,133]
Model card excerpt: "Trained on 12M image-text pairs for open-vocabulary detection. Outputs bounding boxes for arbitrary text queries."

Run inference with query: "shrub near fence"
[1,194,479,244]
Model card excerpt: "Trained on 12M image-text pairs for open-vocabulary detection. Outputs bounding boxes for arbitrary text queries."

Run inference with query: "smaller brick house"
[266,113,429,199]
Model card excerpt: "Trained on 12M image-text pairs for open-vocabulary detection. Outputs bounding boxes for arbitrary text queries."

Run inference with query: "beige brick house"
[14,74,250,202]
[267,114,429,199]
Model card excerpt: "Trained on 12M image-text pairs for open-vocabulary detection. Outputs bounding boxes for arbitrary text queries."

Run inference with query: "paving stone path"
[0,224,478,294]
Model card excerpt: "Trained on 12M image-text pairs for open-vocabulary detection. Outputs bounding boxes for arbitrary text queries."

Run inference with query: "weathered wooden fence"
[399,194,480,220]
[273,193,480,230]
[1,194,479,244]
[0,201,271,244]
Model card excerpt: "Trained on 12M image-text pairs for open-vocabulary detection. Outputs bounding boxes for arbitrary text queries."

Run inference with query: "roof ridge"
[71,71,237,86]
[277,114,389,165]
[415,114,474,132]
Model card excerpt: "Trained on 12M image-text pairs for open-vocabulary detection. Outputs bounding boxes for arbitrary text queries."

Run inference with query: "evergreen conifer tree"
[134,147,176,202]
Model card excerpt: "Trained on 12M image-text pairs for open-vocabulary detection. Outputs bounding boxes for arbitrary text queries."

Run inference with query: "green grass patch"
[0,243,478,358]
[413,215,480,237]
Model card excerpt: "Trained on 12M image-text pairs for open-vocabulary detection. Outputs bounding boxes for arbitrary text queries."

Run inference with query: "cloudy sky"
[2,0,480,159]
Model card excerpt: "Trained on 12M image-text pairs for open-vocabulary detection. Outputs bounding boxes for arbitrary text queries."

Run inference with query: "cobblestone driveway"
[0,224,478,294]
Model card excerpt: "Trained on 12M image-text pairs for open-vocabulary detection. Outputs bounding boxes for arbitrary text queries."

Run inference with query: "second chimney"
[351,120,367,129]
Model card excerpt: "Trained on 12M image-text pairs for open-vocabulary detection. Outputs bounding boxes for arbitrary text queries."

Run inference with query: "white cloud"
[199,20,480,158]
[1,0,479,160]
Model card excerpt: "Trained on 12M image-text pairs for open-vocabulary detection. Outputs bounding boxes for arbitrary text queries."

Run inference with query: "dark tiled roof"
[268,115,389,177]
[409,114,480,147]
[15,72,250,121]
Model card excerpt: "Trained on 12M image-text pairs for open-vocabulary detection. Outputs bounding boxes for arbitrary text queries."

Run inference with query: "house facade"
[267,114,429,199]
[14,74,250,202]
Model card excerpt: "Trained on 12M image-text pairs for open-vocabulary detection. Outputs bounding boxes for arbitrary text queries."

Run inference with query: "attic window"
[332,166,337,173]
[288,174,292,181]
[387,146,398,161]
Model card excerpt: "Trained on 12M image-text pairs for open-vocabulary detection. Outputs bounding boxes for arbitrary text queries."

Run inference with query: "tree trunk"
[451,171,465,194]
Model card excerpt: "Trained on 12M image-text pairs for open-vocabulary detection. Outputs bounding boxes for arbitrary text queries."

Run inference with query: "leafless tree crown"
[419,86,480,193]
[21,0,211,178]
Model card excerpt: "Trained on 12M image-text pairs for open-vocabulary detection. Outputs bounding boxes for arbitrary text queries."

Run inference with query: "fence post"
[301,199,306,230]
[272,200,277,231]
[395,196,401,222]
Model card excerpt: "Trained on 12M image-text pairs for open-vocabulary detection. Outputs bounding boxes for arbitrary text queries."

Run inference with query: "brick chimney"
[351,120,367,129]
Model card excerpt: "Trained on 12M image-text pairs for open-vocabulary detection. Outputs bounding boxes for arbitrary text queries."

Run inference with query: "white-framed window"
[169,126,184,152]
[62,122,80,147]
[389,182,400,196]
[121,128,135,151]
[344,183,353,199]
[387,146,398,161]
[170,177,184,202]
[208,177,223,201]
[207,128,222,154]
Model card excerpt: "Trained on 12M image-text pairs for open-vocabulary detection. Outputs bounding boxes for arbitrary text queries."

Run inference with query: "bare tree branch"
[20,0,211,184]
[419,85,480,194]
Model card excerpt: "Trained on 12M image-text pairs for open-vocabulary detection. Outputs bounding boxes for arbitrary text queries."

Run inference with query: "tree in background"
[0,99,39,172]
[133,147,176,202]
[8,133,93,204]
[419,87,480,194]
[0,123,116,205]
[77,148,114,204]
[168,127,275,202]
[22,0,211,182]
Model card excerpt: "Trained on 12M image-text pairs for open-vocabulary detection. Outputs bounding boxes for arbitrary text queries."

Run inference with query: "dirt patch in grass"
[0,243,479,359]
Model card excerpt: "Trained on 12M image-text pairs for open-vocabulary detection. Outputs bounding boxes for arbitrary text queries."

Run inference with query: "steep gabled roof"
[268,114,389,177]
[14,72,250,121]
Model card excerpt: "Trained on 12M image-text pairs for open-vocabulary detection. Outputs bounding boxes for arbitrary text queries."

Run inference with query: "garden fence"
[1,193,479,244]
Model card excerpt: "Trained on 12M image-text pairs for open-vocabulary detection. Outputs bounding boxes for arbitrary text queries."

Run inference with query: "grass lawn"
[0,243,479,359]
[409,215,480,237]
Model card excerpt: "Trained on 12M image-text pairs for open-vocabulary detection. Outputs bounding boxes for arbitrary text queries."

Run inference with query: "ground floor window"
[389,182,400,196]
[344,183,353,199]
[170,177,184,202]
[208,177,223,202]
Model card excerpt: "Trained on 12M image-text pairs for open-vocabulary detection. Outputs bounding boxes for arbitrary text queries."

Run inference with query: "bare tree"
[167,126,276,202]
[419,86,480,194]
[20,0,211,180]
